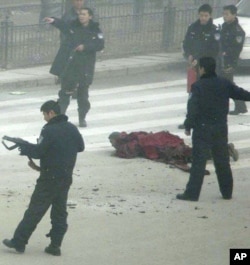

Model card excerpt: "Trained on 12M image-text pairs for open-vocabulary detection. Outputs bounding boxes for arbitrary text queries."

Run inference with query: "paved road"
[1,71,250,265]
[1,73,250,172]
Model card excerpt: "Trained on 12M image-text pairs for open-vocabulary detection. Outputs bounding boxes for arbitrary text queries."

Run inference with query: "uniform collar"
[47,114,68,125]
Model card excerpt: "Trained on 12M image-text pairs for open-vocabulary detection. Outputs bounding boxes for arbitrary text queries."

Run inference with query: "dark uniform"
[51,18,104,121]
[50,7,80,77]
[220,18,247,113]
[182,73,250,200]
[183,18,220,62]
[50,4,97,77]
[9,114,84,251]
[178,18,220,129]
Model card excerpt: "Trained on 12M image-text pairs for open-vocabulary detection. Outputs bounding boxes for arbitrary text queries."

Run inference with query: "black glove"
[18,144,30,156]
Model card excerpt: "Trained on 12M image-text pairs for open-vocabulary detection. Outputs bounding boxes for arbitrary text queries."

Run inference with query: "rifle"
[2,135,29,150]
[2,135,41,171]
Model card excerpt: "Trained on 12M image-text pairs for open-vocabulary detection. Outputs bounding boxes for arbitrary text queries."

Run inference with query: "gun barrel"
[2,136,20,150]
[2,135,14,142]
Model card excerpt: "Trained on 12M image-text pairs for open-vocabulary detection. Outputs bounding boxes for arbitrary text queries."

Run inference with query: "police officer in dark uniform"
[178,4,220,129]
[220,5,247,115]
[3,100,84,255]
[45,8,104,127]
[183,4,219,71]
[176,57,250,201]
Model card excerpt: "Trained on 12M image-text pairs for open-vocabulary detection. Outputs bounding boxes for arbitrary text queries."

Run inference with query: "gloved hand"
[18,144,29,156]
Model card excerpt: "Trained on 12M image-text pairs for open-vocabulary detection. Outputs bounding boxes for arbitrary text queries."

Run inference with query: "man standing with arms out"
[179,4,220,129]
[3,100,84,256]
[220,5,247,115]
[176,57,250,202]
[45,8,104,128]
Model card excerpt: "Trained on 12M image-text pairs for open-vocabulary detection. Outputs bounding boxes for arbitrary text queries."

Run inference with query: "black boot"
[44,244,61,256]
[2,239,25,253]
[45,229,65,256]
[176,193,198,201]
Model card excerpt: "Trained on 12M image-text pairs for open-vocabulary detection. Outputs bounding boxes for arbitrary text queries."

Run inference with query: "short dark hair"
[199,57,216,74]
[81,7,94,17]
[223,5,237,15]
[198,4,212,14]
[40,100,61,114]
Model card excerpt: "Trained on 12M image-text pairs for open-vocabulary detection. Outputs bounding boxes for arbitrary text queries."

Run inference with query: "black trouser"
[222,70,247,112]
[58,83,90,119]
[185,124,233,200]
[12,176,72,248]
[77,83,91,120]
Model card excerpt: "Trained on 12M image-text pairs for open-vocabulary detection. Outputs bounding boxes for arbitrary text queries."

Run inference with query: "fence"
[0,10,168,69]
[0,1,226,69]
[0,1,170,25]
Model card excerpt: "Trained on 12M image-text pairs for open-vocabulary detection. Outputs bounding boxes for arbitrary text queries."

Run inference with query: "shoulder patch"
[97,33,104,39]
[236,35,243,43]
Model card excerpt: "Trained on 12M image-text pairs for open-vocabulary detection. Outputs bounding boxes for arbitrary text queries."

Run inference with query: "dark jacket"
[183,19,220,60]
[20,115,84,179]
[50,8,79,77]
[184,73,250,131]
[221,18,245,68]
[50,18,104,85]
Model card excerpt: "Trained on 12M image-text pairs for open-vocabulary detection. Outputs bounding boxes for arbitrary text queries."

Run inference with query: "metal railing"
[0,1,226,69]
[0,1,170,25]
[0,10,167,69]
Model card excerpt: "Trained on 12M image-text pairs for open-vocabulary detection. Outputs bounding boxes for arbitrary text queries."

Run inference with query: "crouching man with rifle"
[2,100,84,256]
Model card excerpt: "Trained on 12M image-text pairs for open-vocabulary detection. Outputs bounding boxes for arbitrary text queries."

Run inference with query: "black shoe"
[45,244,61,256]
[79,119,87,128]
[176,193,198,201]
[2,239,25,253]
[178,124,185,129]
[229,110,247,115]
[228,143,239,161]
[222,195,232,200]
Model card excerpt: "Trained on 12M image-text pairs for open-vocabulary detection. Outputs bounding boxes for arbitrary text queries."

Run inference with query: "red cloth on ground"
[109,131,192,172]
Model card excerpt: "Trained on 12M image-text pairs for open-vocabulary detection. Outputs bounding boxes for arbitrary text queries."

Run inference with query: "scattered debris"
[67,201,77,207]
[197,216,208,219]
